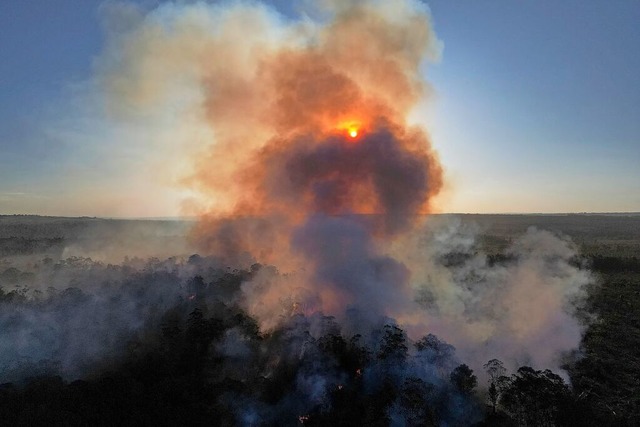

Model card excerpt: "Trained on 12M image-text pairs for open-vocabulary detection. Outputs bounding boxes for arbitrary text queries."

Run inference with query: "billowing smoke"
[400,219,590,373]
[102,1,441,320]
[180,0,448,339]
[97,0,589,373]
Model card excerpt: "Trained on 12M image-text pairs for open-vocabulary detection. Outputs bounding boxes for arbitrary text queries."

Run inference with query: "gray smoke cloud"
[396,218,591,376]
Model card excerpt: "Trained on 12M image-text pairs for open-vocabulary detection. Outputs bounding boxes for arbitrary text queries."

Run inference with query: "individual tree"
[377,324,408,362]
[450,364,477,395]
[415,334,456,376]
[483,359,508,413]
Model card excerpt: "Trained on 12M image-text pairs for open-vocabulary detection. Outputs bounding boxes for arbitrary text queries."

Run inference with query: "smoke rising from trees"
[0,0,597,424]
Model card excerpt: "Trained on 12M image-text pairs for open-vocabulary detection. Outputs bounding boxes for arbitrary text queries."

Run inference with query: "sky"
[0,0,638,216]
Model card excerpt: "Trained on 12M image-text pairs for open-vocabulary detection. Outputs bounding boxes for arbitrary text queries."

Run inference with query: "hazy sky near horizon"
[1,0,639,216]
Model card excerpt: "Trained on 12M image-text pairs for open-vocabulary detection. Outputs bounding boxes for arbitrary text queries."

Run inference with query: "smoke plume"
[95,0,591,375]
[102,2,438,315]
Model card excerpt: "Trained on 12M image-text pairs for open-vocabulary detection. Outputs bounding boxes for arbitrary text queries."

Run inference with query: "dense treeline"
[0,254,635,426]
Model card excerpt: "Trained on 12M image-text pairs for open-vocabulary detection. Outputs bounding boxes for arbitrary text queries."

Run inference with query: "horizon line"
[2,211,640,221]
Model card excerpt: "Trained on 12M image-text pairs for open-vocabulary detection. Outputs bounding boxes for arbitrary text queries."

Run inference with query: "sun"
[335,119,363,140]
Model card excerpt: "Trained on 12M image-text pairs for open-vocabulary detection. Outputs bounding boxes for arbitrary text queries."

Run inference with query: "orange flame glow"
[336,119,364,140]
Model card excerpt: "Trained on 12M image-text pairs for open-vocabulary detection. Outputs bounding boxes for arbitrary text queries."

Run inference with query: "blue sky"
[1,0,638,215]
[426,0,640,213]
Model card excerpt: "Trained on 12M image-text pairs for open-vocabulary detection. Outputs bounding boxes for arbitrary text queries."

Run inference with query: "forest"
[0,214,638,426]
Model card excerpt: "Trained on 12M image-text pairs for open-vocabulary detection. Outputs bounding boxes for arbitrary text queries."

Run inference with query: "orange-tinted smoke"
[189,0,443,264]
[90,1,591,366]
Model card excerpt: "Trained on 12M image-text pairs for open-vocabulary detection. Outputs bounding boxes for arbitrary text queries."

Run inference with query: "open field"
[2,213,639,258]
[0,215,192,262]
[463,213,640,257]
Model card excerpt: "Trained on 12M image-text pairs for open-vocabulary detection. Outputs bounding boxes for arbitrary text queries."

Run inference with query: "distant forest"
[0,214,639,426]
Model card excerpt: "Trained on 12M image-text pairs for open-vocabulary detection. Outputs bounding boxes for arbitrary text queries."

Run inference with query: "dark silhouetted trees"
[501,366,571,427]
[450,364,477,395]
